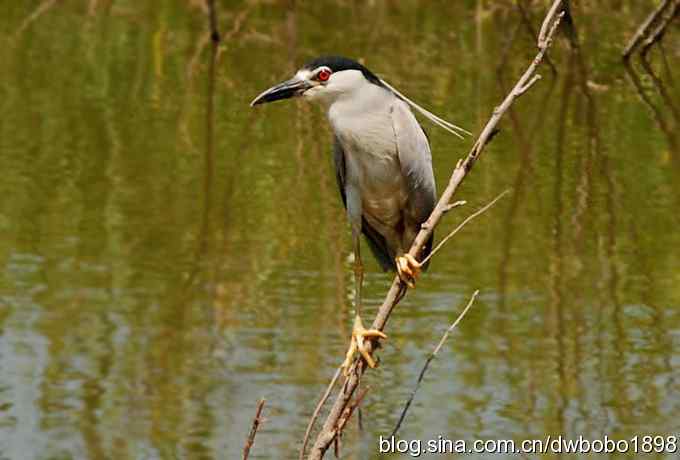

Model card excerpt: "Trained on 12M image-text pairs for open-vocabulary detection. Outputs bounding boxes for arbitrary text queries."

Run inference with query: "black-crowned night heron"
[251,56,467,373]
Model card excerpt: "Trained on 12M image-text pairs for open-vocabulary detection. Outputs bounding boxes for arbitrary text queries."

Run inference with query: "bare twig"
[641,0,680,57]
[443,200,467,213]
[622,0,676,60]
[390,290,479,437]
[299,367,342,460]
[623,62,677,152]
[422,190,510,264]
[515,74,542,97]
[333,386,370,459]
[14,0,58,39]
[306,2,565,459]
[242,399,266,460]
[337,387,370,436]
[223,8,250,42]
[516,0,558,75]
[538,0,564,47]
[422,190,510,266]
[640,54,680,125]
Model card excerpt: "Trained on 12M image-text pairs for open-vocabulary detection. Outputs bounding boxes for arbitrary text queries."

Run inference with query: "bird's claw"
[341,315,387,376]
[396,254,421,288]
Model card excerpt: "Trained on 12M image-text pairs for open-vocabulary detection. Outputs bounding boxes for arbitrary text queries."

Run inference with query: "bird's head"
[250,56,384,107]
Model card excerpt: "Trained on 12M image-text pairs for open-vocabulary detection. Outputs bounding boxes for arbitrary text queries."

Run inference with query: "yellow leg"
[341,315,387,375]
[341,231,388,375]
[396,253,422,288]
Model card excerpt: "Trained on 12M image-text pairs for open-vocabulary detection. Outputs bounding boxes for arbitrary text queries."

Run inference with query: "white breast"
[327,85,407,227]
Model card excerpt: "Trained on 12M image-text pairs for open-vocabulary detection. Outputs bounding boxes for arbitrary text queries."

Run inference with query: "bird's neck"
[326,84,392,118]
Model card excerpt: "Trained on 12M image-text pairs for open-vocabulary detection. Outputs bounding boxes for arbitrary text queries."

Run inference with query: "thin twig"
[333,386,370,459]
[242,399,266,460]
[390,290,479,437]
[516,0,558,75]
[306,3,565,458]
[515,74,542,97]
[623,61,678,152]
[538,0,564,47]
[443,200,467,213]
[337,386,370,436]
[622,0,675,59]
[13,0,58,39]
[640,53,680,124]
[421,190,510,266]
[299,367,342,460]
[641,0,680,57]
[223,8,250,42]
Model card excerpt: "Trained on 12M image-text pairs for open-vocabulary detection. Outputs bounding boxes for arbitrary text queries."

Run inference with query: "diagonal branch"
[332,386,370,457]
[305,2,565,458]
[299,367,342,460]
[421,189,510,266]
[242,399,266,460]
[622,0,677,60]
[640,0,680,57]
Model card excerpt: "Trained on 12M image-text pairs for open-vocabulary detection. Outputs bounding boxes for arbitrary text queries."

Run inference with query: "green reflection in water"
[0,1,679,459]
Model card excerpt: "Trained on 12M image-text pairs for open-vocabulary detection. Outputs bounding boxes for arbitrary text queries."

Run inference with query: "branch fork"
[516,74,542,96]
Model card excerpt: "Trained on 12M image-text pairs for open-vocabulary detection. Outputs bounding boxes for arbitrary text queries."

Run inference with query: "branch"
[422,189,510,266]
[622,0,676,60]
[516,0,558,75]
[242,399,266,460]
[306,2,565,458]
[299,367,342,460]
[538,0,564,47]
[13,0,58,39]
[640,0,680,57]
[515,74,542,97]
[391,290,479,437]
[443,200,466,213]
[333,386,370,457]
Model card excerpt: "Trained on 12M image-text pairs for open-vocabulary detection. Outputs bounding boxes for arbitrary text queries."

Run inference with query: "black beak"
[250,77,312,107]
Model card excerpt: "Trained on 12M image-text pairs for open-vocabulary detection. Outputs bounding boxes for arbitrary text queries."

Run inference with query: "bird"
[251,56,466,373]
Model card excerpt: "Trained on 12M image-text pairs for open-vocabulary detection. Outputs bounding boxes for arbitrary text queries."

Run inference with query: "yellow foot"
[341,315,387,375]
[396,254,422,288]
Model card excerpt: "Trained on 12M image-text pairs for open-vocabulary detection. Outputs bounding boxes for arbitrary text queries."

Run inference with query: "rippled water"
[1,2,679,459]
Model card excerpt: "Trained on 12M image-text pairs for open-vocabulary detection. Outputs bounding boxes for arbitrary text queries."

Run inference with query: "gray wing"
[390,100,437,223]
[333,138,394,271]
[390,100,436,266]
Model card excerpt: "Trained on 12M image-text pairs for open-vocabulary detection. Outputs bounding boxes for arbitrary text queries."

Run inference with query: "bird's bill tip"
[250,77,311,107]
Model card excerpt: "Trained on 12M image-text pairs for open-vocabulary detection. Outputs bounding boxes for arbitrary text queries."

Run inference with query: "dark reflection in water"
[0,2,679,459]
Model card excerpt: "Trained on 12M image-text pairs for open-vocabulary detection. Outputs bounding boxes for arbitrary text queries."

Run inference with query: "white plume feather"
[380,79,472,139]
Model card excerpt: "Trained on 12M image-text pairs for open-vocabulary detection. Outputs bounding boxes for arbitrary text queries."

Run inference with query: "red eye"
[317,69,331,82]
